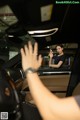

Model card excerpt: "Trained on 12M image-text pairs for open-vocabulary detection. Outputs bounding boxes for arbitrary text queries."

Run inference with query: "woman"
[49,44,65,68]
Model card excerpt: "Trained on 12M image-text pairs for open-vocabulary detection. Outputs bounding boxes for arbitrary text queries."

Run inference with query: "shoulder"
[74,95,80,107]
[60,54,65,59]
[61,54,65,57]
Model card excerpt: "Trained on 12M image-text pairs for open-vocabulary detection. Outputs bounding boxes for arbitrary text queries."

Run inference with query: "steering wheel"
[0,69,20,118]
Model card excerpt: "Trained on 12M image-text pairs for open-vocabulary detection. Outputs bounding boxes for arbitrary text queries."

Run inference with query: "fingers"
[21,42,42,69]
[21,41,38,58]
[24,45,29,55]
[50,49,52,52]
[22,41,33,55]
[50,49,53,53]
[28,41,33,54]
[34,42,38,56]
[20,48,25,58]
[38,54,42,66]
[27,41,38,56]
[28,41,38,56]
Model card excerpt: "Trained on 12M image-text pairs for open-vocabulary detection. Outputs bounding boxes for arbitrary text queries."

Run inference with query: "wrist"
[26,72,38,78]
[23,67,37,78]
[50,57,52,59]
[49,64,52,67]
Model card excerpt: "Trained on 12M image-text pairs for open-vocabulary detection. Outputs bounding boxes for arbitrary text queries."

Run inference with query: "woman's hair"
[56,44,64,48]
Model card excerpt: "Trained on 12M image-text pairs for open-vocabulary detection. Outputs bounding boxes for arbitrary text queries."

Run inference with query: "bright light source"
[28,28,58,37]
[28,28,58,34]
[8,35,14,37]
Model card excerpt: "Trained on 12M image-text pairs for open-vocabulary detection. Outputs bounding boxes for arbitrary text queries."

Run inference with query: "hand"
[20,41,42,71]
[48,49,53,58]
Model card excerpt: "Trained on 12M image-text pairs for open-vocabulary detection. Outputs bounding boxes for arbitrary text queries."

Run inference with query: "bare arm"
[48,49,63,68]
[48,49,53,66]
[26,73,80,120]
[49,60,63,68]
[21,42,80,120]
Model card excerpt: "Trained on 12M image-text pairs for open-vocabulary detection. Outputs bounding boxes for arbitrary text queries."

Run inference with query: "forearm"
[49,58,52,65]
[49,61,63,68]
[49,64,59,68]
[26,73,80,120]
[26,73,59,120]
[49,58,59,68]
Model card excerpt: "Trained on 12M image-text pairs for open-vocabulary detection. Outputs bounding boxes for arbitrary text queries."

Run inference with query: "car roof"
[0,1,80,48]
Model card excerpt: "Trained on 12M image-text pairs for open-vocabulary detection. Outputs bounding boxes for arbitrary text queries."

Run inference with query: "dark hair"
[56,44,64,48]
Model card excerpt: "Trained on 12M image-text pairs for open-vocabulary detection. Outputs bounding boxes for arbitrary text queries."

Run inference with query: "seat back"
[72,83,80,96]
[66,45,80,96]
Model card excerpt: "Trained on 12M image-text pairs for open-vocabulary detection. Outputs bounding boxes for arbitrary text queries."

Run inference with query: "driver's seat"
[72,83,80,96]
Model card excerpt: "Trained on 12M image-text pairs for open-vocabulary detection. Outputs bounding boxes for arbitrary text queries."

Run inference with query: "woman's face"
[56,46,63,54]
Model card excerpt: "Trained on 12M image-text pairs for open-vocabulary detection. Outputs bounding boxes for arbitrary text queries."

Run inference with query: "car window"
[12,43,78,69]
